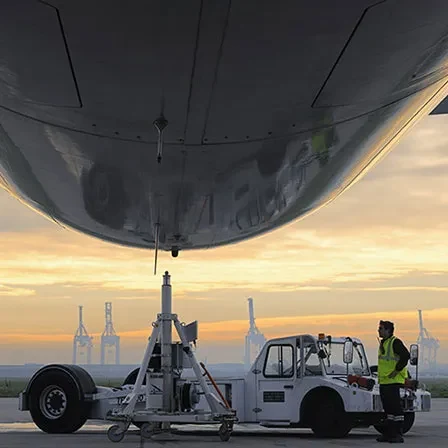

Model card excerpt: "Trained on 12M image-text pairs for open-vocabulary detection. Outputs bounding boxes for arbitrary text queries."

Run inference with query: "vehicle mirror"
[343,339,354,364]
[410,344,419,366]
[318,349,327,359]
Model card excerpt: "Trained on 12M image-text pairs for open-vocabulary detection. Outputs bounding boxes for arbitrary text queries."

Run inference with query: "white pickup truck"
[19,332,430,439]
[189,333,430,437]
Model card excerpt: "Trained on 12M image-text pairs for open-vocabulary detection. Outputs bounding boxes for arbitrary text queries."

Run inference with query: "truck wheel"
[374,412,415,435]
[28,367,92,433]
[107,424,125,443]
[309,396,352,438]
[218,423,232,442]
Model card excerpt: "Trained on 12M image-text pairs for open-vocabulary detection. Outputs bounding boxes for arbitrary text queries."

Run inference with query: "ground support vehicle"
[19,272,431,442]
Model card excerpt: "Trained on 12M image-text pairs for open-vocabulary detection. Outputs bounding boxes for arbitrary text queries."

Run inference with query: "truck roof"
[266,334,364,345]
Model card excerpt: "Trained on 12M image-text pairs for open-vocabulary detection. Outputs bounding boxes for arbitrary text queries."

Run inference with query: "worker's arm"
[393,338,410,371]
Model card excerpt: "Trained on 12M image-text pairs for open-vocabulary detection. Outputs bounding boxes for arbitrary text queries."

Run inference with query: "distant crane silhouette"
[101,302,120,365]
[73,305,93,364]
[417,309,439,372]
[244,298,266,370]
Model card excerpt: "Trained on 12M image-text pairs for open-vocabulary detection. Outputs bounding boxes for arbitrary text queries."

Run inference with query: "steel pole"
[161,271,173,414]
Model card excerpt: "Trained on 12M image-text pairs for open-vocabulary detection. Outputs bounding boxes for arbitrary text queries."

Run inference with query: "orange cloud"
[2,308,444,347]
[0,333,73,343]
[2,225,448,294]
[0,285,35,297]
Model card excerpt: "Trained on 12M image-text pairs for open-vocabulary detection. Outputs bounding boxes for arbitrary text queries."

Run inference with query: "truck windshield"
[318,341,370,376]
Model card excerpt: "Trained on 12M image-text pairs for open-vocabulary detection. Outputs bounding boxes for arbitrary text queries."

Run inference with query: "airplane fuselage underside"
[1,0,448,252]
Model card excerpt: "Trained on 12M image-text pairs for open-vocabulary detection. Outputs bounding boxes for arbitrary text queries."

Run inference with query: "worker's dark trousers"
[380,384,404,438]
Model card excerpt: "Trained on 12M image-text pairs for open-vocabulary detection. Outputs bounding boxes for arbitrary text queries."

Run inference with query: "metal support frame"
[106,271,236,443]
[161,272,172,416]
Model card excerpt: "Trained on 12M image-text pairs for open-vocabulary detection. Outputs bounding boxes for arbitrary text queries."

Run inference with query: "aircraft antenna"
[154,115,168,164]
[153,222,160,275]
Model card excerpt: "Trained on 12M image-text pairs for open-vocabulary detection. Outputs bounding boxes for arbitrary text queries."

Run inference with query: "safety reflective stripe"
[386,415,405,421]
[378,354,399,361]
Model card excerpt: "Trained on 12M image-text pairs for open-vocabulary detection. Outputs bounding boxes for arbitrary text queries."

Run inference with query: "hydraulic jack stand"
[106,271,237,443]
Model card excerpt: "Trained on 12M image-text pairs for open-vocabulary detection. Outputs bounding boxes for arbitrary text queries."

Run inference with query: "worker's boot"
[388,420,404,443]
[376,433,390,443]
[376,421,392,442]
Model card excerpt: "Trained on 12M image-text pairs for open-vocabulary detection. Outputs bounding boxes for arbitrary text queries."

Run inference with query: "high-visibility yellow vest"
[378,336,407,385]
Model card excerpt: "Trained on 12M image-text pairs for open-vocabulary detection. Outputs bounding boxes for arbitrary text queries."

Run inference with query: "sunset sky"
[1,115,448,367]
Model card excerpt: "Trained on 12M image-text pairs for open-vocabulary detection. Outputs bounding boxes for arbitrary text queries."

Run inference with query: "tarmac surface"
[0,397,447,447]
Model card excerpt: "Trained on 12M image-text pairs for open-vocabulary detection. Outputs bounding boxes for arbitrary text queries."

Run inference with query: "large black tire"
[28,366,94,433]
[374,412,415,435]
[309,395,352,438]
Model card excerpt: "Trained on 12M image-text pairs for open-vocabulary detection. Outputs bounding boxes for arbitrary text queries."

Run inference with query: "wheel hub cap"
[40,386,67,419]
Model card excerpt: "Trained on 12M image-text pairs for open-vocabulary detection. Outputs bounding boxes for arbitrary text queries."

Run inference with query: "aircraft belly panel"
[0,0,80,107]
[0,0,204,141]
[202,1,375,142]
[313,0,448,107]
[1,2,448,252]
[1,76,448,251]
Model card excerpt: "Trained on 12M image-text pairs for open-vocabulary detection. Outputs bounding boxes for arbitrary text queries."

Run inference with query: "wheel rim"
[39,385,67,419]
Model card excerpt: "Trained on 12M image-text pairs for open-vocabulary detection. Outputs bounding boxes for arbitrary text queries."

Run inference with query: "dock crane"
[72,305,93,365]
[101,302,120,365]
[417,309,440,373]
[244,297,266,370]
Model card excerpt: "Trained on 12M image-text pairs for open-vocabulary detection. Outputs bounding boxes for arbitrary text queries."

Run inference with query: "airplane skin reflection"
[1,0,448,255]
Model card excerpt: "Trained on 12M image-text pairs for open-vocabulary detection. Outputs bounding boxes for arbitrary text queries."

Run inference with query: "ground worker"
[377,320,410,443]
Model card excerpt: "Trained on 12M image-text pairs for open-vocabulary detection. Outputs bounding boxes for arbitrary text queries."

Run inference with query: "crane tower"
[101,302,120,365]
[73,305,93,364]
[417,309,440,373]
[244,297,266,370]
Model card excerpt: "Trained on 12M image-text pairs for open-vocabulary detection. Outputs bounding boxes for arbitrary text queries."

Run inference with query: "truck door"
[255,342,296,423]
